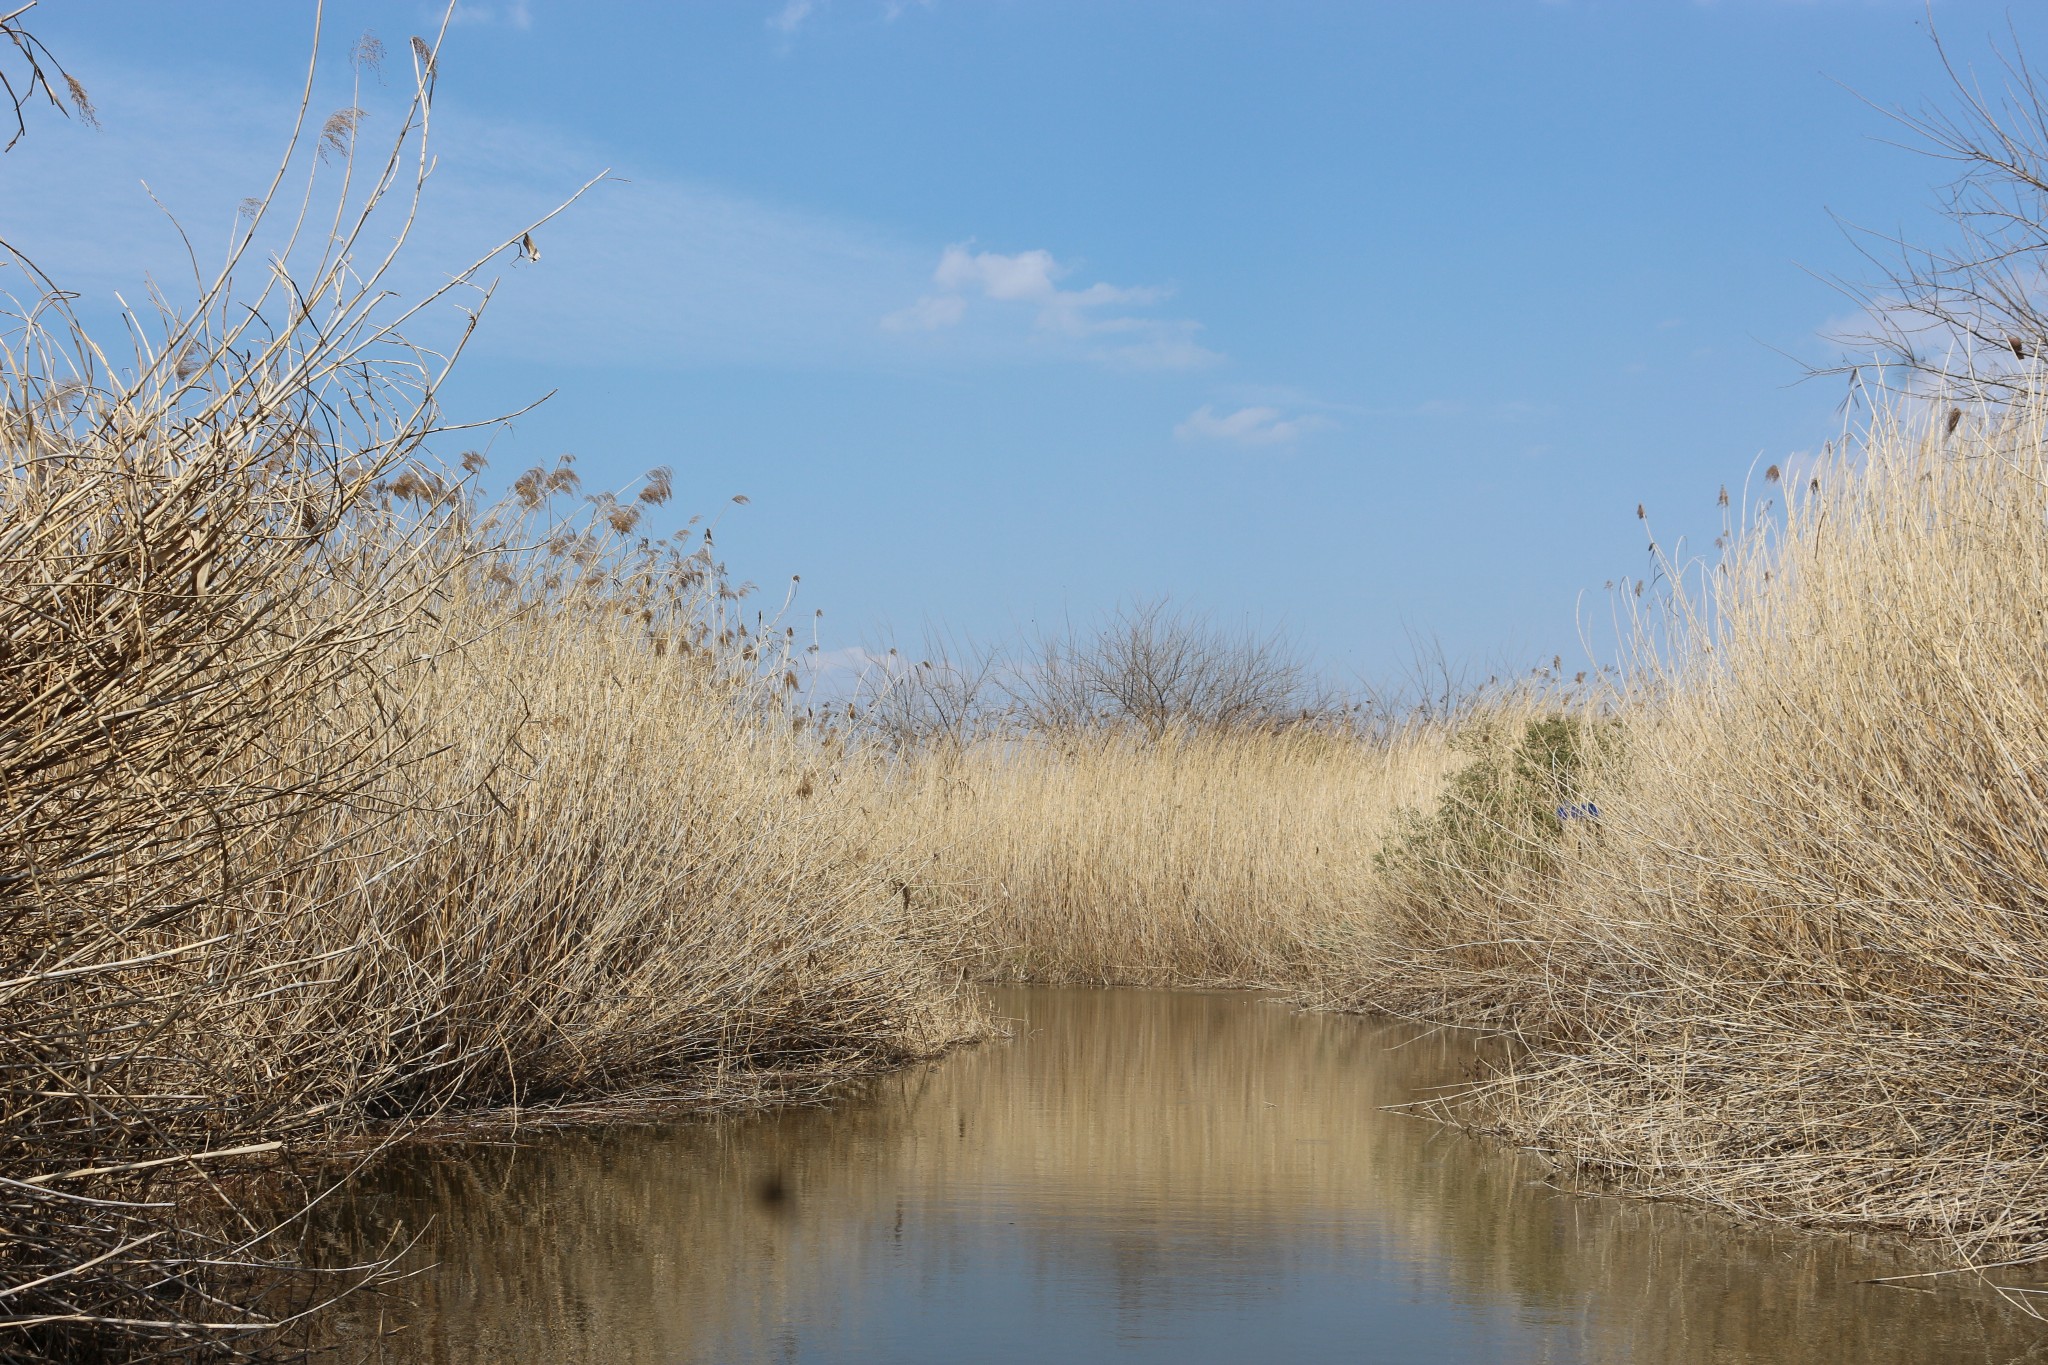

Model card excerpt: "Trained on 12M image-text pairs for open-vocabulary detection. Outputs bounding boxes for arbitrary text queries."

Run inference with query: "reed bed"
[861,725,1457,986]
[0,27,979,1361]
[243,498,984,1129]
[858,390,2048,1292]
[0,322,982,1363]
[1322,399,2048,1285]
[15,4,2048,1353]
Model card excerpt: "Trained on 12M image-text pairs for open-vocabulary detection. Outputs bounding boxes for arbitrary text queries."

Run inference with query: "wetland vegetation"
[12,6,2048,1361]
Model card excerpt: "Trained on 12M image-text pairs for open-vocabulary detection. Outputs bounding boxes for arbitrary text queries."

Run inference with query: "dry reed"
[16,3,2048,1352]
[861,725,1457,987]
[1327,398,2048,1289]
[858,390,2048,1297]
[0,17,980,1360]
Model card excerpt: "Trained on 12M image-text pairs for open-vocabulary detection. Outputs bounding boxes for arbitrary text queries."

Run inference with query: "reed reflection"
[315,988,2045,1364]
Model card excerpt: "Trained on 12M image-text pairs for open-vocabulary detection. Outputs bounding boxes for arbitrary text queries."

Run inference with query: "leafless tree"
[1014,598,1320,738]
[1831,17,2048,400]
[854,628,1009,749]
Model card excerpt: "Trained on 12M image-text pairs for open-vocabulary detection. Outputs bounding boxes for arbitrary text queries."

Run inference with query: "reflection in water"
[314,989,2047,1363]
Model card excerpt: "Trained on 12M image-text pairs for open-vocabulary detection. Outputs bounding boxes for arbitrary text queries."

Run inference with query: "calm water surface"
[320,988,2045,1363]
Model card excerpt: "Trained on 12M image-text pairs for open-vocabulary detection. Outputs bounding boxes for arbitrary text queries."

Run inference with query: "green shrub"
[1381,713,1614,886]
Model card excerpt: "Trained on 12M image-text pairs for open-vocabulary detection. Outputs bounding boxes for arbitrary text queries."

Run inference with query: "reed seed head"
[638,466,674,506]
[353,31,386,75]
[319,108,366,163]
[64,74,98,128]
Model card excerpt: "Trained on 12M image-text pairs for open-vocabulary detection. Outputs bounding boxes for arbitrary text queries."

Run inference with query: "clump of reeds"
[227,473,983,1133]
[1333,397,2048,1286]
[0,18,980,1360]
[835,601,1464,987]
[0,20,481,1349]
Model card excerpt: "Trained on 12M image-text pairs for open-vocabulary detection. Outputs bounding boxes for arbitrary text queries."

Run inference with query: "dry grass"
[0,30,980,1362]
[861,725,1457,987]
[0,334,983,1361]
[1327,398,2048,1286]
[231,499,985,1131]
[14,6,2048,1353]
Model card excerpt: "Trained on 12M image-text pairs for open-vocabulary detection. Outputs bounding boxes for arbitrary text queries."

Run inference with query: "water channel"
[319,987,2045,1363]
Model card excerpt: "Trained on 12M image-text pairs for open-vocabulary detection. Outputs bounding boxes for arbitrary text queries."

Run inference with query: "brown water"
[316,988,2047,1363]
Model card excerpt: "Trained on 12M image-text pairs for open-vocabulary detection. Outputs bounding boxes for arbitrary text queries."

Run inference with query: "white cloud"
[5,59,1228,380]
[800,645,913,704]
[451,1,534,28]
[772,0,932,38]
[803,644,890,681]
[934,244,1060,301]
[1174,404,1332,446]
[1815,291,2044,396]
[1101,329,1217,371]
[881,293,968,331]
[888,243,1218,368]
[769,0,815,34]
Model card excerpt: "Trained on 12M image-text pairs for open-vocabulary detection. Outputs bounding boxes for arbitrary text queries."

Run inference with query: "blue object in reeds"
[1556,803,1600,822]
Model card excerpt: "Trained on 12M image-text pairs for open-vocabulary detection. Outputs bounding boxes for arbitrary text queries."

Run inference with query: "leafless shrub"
[1014,598,1322,739]
[849,629,1010,750]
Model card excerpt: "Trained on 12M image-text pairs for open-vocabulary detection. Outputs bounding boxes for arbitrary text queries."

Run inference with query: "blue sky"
[5,0,2018,685]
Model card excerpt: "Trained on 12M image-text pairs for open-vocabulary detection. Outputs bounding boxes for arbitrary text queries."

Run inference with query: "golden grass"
[859,725,1457,987]
[0,35,981,1358]
[13,8,2048,1352]
[1321,399,2048,1280]
[202,556,977,1119]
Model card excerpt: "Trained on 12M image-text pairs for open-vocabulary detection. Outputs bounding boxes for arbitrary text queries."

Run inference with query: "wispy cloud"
[802,644,891,685]
[451,1,534,29]
[0,68,931,371]
[769,0,815,34]
[881,293,967,330]
[4,59,1227,381]
[1174,404,1333,446]
[885,244,1219,368]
